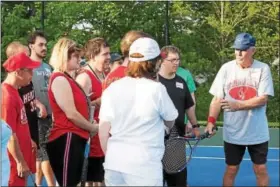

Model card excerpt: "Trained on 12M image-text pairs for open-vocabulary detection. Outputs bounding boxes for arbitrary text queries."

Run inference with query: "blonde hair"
[49,38,80,72]
[120,30,151,58]
[6,41,29,58]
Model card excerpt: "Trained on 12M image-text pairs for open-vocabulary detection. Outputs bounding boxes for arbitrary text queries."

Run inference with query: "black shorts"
[163,168,187,187]
[37,117,52,161]
[86,157,105,182]
[224,141,268,166]
[26,113,39,148]
[46,132,87,187]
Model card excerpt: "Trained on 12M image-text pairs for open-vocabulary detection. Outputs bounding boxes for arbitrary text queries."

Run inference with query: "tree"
[1,1,279,122]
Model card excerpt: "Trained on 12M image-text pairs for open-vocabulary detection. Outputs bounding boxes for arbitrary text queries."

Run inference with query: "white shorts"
[104,169,163,186]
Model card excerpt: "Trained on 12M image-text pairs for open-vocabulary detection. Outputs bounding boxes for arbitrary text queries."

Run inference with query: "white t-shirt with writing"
[99,77,178,179]
[209,60,274,145]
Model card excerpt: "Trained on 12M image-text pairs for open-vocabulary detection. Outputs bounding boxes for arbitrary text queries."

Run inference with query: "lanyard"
[87,64,105,83]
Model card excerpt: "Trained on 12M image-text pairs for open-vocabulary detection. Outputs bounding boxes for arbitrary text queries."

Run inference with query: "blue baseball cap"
[232,33,256,50]
[110,52,122,64]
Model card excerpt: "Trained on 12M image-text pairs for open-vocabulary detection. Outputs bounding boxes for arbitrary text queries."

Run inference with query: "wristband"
[208,116,216,124]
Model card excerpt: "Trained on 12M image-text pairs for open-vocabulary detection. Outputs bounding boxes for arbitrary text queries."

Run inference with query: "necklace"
[87,64,105,83]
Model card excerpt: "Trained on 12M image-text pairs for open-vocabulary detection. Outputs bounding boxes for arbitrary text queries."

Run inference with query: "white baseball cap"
[129,37,160,62]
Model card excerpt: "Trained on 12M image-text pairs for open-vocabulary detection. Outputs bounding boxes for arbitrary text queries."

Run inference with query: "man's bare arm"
[220,95,268,111]
[205,96,222,135]
[7,134,30,177]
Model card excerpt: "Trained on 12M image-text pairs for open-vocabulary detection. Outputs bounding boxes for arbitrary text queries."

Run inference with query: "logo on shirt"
[175,82,184,89]
[22,90,35,104]
[20,107,28,125]
[36,69,51,89]
[229,86,257,100]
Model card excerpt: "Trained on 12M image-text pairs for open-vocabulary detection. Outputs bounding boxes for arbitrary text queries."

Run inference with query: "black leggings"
[46,132,87,187]
[164,168,187,187]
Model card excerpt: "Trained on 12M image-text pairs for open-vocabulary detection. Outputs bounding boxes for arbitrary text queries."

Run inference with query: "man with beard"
[27,31,55,186]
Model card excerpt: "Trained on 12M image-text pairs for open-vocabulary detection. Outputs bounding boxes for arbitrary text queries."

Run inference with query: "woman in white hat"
[99,37,178,186]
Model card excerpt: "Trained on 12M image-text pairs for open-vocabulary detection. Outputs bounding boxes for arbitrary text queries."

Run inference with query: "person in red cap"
[1,52,41,186]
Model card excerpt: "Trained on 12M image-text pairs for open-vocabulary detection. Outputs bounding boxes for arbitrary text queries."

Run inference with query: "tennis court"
[187,127,279,186]
[28,128,279,186]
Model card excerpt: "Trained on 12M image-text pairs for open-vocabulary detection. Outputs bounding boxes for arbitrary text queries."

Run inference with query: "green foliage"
[1,1,279,123]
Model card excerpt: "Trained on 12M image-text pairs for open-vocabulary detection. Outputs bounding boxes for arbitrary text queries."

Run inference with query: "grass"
[198,121,280,128]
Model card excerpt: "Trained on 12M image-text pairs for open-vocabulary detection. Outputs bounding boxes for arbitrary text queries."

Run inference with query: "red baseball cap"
[3,52,41,72]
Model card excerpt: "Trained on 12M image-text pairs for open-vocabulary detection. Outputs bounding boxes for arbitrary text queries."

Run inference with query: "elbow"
[262,96,268,104]
[169,120,175,129]
[99,133,107,154]
[65,110,78,121]
[164,120,175,129]
[257,95,268,106]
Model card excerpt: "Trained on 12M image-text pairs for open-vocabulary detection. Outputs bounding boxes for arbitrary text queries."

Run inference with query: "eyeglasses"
[165,58,180,63]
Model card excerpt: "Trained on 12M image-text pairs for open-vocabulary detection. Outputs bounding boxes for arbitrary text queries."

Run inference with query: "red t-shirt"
[48,72,89,141]
[102,66,127,90]
[84,69,104,157]
[1,83,34,171]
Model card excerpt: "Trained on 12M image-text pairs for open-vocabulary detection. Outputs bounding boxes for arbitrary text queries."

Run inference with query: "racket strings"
[162,138,190,174]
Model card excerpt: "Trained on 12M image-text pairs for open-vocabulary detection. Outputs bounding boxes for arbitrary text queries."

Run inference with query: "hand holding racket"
[162,127,218,174]
[205,122,217,138]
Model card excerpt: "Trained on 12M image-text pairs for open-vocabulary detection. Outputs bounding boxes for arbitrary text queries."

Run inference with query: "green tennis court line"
[199,121,279,128]
[198,127,279,148]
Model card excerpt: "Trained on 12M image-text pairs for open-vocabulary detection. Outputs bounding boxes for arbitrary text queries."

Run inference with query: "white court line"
[196,145,280,150]
[193,156,280,162]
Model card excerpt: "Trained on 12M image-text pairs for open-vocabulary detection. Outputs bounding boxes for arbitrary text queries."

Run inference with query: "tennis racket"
[162,127,218,174]
[80,105,95,187]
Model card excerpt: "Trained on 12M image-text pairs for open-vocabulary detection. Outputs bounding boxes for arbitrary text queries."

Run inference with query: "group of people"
[1,30,274,187]
[2,31,56,187]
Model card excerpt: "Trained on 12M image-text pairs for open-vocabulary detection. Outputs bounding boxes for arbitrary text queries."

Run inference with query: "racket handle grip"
[89,106,95,123]
[202,127,218,139]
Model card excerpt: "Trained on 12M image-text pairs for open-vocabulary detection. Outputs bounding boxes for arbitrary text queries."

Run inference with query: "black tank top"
[18,82,39,146]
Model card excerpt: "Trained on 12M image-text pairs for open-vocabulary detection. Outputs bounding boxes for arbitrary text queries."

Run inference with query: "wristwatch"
[192,124,200,129]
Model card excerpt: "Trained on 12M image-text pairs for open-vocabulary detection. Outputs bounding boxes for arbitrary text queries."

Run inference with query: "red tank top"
[84,69,104,157]
[48,72,89,141]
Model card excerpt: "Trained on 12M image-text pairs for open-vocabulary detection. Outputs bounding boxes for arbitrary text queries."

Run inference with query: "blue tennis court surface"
[27,146,279,186]
[188,146,279,186]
